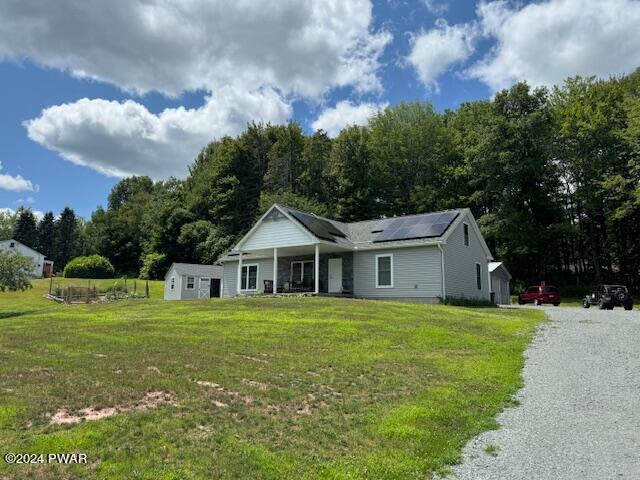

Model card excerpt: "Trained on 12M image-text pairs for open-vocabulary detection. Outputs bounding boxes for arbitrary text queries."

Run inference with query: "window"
[476,263,482,290]
[170,277,175,291]
[9,241,15,248]
[463,223,470,247]
[527,287,539,294]
[241,264,258,291]
[376,254,393,288]
[186,276,195,289]
[542,286,558,294]
[291,261,314,288]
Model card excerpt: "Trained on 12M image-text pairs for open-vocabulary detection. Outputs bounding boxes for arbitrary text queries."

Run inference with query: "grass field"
[1,279,543,479]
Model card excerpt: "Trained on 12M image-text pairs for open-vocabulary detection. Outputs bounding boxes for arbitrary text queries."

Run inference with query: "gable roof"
[0,238,46,258]
[489,262,511,279]
[166,263,223,278]
[222,204,494,262]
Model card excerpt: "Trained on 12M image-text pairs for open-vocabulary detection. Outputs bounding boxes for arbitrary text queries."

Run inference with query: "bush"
[63,255,115,279]
[0,251,34,291]
[442,296,497,308]
[139,252,167,280]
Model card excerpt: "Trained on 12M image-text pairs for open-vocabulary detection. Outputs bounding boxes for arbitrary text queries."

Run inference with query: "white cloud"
[0,161,36,192]
[3,0,391,178]
[407,19,478,90]
[24,87,292,179]
[0,0,390,99]
[311,100,387,137]
[469,0,640,91]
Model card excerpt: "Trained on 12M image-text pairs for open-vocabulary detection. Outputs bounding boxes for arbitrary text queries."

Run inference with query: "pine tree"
[12,207,38,248]
[37,212,55,260]
[54,207,79,271]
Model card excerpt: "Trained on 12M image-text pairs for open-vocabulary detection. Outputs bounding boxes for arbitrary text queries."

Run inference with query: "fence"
[47,278,150,304]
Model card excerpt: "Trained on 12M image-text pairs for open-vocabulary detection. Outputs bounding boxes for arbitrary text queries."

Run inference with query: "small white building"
[489,262,511,305]
[0,239,53,277]
[164,263,223,300]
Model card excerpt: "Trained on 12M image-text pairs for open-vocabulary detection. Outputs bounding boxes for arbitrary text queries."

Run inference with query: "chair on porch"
[263,280,273,294]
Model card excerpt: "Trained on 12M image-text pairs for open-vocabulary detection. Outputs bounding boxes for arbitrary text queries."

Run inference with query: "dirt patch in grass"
[49,391,177,425]
[196,380,253,405]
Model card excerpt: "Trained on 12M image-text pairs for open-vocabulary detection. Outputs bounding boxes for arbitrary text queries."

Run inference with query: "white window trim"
[170,276,175,291]
[476,263,482,290]
[375,253,394,288]
[463,223,470,247]
[241,263,259,291]
[186,276,195,290]
[290,260,314,283]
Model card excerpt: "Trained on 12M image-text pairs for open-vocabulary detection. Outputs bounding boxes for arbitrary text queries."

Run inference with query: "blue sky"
[1,0,639,219]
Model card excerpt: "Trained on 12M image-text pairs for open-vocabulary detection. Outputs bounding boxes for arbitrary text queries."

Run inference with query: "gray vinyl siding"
[490,270,511,305]
[443,214,490,300]
[164,267,182,300]
[352,246,442,300]
[222,258,274,297]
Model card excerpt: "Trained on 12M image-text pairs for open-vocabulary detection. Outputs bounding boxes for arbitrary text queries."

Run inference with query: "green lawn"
[1,279,543,479]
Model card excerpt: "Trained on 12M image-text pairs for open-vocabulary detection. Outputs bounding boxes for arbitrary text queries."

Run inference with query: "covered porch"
[235,244,353,296]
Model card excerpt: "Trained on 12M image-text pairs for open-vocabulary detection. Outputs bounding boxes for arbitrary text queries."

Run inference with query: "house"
[489,262,512,305]
[0,239,53,278]
[219,204,494,303]
[164,263,223,300]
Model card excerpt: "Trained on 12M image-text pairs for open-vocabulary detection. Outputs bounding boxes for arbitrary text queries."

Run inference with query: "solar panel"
[373,211,459,242]
[288,209,347,242]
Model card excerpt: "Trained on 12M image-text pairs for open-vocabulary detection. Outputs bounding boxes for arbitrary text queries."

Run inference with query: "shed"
[164,263,223,301]
[489,262,511,305]
[0,238,53,277]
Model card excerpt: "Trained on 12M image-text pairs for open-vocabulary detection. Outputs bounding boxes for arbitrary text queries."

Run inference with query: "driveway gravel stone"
[441,305,640,480]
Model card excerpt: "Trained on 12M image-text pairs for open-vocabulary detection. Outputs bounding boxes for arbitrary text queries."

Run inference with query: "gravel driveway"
[441,305,640,480]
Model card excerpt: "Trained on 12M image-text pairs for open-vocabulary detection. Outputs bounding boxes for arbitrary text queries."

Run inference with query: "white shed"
[0,239,53,277]
[489,262,511,305]
[164,263,223,301]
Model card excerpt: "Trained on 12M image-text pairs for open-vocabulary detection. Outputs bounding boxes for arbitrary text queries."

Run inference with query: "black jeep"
[582,285,634,310]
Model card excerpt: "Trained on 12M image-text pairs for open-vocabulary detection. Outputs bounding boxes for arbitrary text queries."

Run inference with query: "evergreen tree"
[12,207,38,248]
[36,212,55,259]
[54,207,79,271]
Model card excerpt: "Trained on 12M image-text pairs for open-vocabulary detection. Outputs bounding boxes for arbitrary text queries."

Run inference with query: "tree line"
[3,69,639,290]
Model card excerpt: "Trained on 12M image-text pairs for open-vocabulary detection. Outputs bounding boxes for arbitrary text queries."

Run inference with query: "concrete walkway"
[442,306,640,480]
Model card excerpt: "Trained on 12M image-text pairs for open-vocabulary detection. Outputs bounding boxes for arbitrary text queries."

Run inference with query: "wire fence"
[46,278,150,304]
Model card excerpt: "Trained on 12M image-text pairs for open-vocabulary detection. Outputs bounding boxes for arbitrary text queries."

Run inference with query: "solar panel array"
[288,209,347,242]
[372,211,459,243]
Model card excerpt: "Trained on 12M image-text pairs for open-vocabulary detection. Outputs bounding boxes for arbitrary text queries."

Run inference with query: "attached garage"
[489,262,511,305]
[164,263,223,301]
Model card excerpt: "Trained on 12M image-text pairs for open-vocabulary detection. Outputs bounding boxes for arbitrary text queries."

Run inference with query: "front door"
[328,258,342,293]
[198,277,211,298]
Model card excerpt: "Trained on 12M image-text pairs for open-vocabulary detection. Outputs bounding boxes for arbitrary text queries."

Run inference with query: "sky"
[1,0,640,219]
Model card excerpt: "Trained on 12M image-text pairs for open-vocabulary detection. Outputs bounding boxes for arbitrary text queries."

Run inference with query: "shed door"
[210,278,221,298]
[199,277,211,299]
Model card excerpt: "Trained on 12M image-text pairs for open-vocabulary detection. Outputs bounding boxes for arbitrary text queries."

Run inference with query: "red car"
[518,285,561,306]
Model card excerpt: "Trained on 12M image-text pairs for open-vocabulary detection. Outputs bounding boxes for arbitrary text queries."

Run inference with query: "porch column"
[314,243,320,294]
[273,247,278,295]
[236,251,243,295]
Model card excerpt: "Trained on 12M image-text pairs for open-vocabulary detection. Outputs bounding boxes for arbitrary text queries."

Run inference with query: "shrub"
[442,296,497,308]
[0,251,34,291]
[139,252,167,280]
[63,255,115,279]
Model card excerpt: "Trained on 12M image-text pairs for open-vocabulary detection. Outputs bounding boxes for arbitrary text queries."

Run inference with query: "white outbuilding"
[164,263,223,300]
[489,261,511,305]
[0,239,53,277]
